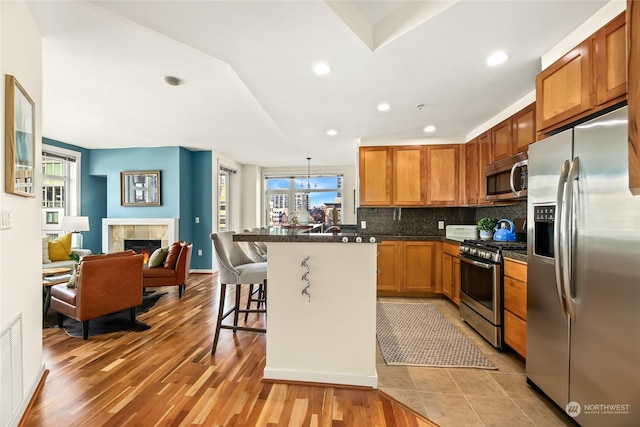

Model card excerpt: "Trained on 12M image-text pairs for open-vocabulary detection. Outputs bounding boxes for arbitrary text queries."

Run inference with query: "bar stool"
[210,231,267,355]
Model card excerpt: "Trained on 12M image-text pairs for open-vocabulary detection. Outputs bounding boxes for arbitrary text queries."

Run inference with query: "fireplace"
[124,239,161,264]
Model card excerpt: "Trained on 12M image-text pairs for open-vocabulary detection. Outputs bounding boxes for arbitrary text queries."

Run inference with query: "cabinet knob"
[376,269,380,274]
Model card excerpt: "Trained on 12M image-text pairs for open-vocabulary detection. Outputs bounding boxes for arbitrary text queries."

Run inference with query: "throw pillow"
[164,241,182,269]
[42,236,51,264]
[48,233,72,261]
[148,247,169,268]
[66,265,78,288]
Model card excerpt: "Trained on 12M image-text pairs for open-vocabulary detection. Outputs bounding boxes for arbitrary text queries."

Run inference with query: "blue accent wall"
[90,146,181,218]
[189,150,213,269]
[42,140,213,268]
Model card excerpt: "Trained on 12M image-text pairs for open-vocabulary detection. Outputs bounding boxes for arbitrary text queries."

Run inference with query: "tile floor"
[376,297,575,427]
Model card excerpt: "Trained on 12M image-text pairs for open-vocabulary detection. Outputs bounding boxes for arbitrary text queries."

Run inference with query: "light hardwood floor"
[27,273,436,427]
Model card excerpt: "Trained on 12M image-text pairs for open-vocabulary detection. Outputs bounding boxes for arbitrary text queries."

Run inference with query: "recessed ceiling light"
[486,52,509,67]
[313,63,331,75]
[423,125,436,133]
[163,75,183,86]
[377,102,391,112]
[326,129,338,136]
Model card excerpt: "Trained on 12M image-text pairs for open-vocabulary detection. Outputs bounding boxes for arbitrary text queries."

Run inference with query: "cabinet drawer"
[504,276,526,319]
[504,310,526,358]
[442,242,459,257]
[504,258,527,282]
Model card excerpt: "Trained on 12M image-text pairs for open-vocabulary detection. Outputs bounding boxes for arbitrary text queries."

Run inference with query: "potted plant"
[477,217,497,240]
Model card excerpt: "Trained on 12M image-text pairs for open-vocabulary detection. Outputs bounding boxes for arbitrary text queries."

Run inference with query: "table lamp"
[61,216,90,249]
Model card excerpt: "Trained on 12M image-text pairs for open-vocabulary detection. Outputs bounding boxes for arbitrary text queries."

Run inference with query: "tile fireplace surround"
[102,218,179,254]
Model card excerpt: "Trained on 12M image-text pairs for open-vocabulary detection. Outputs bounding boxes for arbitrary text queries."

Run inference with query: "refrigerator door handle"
[554,160,570,318]
[563,157,580,321]
[509,160,528,197]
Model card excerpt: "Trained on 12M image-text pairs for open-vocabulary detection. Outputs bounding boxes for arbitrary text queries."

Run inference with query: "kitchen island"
[235,227,378,388]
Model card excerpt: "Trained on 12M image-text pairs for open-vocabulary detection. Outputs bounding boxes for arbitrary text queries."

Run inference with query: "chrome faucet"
[323,225,341,233]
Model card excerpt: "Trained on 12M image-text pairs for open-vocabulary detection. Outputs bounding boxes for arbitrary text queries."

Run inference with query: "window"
[265,175,343,226]
[41,147,80,238]
[218,166,235,231]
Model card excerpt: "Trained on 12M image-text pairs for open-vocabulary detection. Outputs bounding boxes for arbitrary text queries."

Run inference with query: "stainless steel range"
[458,239,527,349]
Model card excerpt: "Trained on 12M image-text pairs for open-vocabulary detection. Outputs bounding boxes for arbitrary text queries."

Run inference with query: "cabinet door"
[376,241,401,292]
[392,146,425,206]
[629,0,640,195]
[359,147,391,206]
[452,256,460,306]
[465,140,479,205]
[595,12,627,106]
[425,145,460,206]
[504,276,527,319]
[536,39,592,132]
[477,132,492,205]
[504,310,527,358]
[402,241,436,292]
[491,118,512,161]
[442,253,453,299]
[512,103,536,154]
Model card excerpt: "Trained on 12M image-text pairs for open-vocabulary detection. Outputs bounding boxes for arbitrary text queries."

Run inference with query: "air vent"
[1,315,23,427]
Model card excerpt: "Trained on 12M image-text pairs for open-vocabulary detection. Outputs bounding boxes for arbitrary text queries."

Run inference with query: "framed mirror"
[120,170,161,206]
[5,75,36,197]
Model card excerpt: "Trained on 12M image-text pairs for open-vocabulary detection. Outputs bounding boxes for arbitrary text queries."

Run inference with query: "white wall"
[240,164,262,231]
[0,0,44,424]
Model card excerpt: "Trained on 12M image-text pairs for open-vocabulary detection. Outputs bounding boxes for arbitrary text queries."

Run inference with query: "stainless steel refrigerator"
[527,105,640,426]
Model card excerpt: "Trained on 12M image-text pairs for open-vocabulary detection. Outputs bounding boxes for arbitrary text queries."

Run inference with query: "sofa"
[50,250,144,339]
[42,234,91,269]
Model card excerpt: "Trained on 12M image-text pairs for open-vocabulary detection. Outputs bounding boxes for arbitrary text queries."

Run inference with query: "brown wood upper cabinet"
[512,103,536,154]
[360,144,461,207]
[425,145,460,206]
[465,139,479,205]
[359,146,391,206]
[491,117,512,161]
[537,12,626,134]
[392,146,426,206]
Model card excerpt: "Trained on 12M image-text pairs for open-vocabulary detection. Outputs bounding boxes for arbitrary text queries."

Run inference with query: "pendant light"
[306,157,311,189]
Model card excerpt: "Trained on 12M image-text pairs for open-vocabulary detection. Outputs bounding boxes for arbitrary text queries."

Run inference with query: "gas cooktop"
[462,239,528,251]
[460,239,527,262]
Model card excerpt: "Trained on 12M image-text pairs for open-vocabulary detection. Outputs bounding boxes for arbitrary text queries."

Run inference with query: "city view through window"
[265,175,343,226]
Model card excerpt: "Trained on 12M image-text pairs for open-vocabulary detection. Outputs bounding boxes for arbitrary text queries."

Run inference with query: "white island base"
[264,242,378,388]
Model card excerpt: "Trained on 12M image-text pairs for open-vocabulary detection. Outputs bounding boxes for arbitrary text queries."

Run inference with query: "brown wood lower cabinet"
[503,258,527,358]
[377,240,441,296]
[441,242,460,306]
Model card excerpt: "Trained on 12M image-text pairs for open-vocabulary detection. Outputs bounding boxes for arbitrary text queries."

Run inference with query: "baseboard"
[16,363,47,427]
[263,368,378,389]
[190,269,213,274]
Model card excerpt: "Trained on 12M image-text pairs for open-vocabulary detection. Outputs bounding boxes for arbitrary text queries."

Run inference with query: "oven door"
[459,255,501,324]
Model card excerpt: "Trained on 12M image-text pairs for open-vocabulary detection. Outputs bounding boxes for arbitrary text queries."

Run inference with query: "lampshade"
[61,216,90,232]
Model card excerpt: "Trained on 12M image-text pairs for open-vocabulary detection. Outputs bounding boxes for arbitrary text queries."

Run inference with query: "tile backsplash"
[357,201,526,237]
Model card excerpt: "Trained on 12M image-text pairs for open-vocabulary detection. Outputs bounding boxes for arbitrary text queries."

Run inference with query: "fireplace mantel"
[102,218,179,253]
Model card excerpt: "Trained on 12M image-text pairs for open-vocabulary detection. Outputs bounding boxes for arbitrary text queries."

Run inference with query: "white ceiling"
[27,0,609,167]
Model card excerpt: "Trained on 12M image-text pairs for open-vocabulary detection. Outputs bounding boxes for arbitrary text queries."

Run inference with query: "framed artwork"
[120,170,161,206]
[5,74,36,197]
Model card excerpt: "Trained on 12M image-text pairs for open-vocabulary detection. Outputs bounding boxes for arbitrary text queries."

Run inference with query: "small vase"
[479,230,494,240]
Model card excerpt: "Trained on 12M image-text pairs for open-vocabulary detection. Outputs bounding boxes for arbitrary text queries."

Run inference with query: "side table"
[42,267,72,324]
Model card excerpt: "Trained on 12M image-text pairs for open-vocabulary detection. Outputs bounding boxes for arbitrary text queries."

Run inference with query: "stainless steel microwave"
[484,151,528,201]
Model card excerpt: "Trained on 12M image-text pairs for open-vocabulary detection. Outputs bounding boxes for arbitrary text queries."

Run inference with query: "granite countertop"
[233,228,528,262]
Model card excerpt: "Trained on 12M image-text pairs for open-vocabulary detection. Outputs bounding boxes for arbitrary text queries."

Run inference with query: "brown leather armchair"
[50,250,144,339]
[142,241,193,298]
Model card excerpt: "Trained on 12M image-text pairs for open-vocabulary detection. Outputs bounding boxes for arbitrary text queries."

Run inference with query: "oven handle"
[460,255,495,270]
